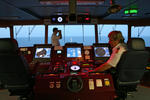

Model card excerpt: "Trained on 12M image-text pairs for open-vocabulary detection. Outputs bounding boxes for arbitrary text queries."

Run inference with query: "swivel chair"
[115,38,149,100]
[0,38,34,99]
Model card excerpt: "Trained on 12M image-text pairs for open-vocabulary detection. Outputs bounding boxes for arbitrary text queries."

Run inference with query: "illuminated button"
[85,50,90,55]
[49,82,55,88]
[56,81,61,88]
[20,48,27,51]
[89,79,94,90]
[70,65,80,71]
[85,56,90,59]
[82,63,89,66]
[48,74,55,76]
[104,78,110,86]
[72,61,77,65]
[146,66,150,70]
[85,17,90,21]
[96,79,103,87]
[57,17,63,22]
[28,51,31,54]
[52,17,56,21]
[65,64,67,67]
[56,62,60,64]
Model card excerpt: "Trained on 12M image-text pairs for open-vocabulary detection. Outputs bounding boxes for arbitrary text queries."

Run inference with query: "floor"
[0,85,150,100]
[126,85,150,100]
[0,89,19,100]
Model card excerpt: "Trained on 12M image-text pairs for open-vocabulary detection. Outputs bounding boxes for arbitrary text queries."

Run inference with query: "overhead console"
[50,15,91,24]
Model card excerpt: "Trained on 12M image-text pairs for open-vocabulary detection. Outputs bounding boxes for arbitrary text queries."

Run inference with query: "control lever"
[67,76,83,93]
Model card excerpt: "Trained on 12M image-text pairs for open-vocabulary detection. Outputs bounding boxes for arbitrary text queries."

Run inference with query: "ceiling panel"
[0,0,150,21]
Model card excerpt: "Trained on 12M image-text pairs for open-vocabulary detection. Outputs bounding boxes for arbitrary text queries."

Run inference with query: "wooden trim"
[45,25,48,44]
[95,24,98,43]
[128,24,131,42]
[9,26,14,39]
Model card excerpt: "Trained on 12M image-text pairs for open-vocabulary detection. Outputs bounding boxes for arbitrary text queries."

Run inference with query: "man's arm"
[94,63,113,72]
[58,30,62,39]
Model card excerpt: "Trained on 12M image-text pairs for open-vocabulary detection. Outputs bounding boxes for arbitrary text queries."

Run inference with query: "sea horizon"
[15,36,150,47]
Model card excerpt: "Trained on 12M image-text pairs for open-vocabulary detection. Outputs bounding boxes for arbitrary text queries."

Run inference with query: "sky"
[0,25,150,46]
[0,25,128,37]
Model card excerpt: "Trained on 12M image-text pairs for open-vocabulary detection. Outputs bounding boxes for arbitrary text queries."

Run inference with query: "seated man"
[94,31,127,72]
[51,28,62,46]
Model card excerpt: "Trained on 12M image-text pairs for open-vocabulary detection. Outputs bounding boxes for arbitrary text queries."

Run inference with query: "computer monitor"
[93,44,110,60]
[67,47,82,58]
[65,43,83,60]
[33,44,52,62]
[35,48,51,58]
[94,47,110,57]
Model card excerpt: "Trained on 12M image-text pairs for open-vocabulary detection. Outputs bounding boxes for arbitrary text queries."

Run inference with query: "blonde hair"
[108,31,124,43]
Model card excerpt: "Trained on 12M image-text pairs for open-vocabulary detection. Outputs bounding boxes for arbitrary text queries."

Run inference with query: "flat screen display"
[35,48,51,58]
[94,47,110,57]
[67,47,82,58]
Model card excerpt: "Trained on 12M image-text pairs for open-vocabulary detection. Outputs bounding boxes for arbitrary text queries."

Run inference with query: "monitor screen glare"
[94,47,110,57]
[67,48,82,57]
[35,48,51,58]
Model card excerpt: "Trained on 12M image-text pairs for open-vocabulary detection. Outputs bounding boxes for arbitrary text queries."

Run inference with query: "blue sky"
[0,25,150,46]
[0,25,128,37]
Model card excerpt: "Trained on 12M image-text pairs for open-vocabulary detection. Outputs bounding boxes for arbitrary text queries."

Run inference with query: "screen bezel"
[93,43,111,60]
[67,47,82,58]
[64,43,84,60]
[33,44,52,62]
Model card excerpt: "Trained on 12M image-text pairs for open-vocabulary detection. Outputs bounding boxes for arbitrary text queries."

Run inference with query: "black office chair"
[115,38,149,100]
[0,38,34,100]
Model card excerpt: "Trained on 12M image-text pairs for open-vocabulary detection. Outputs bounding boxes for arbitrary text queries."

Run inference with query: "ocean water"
[16,36,150,47]
[16,36,96,47]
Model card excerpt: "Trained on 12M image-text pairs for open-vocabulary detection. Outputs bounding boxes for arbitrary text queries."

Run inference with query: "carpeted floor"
[0,85,150,100]
[140,71,150,87]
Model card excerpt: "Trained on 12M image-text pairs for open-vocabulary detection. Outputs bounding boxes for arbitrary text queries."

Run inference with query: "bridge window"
[98,24,128,43]
[14,25,45,47]
[0,27,10,38]
[48,25,95,46]
[131,26,150,47]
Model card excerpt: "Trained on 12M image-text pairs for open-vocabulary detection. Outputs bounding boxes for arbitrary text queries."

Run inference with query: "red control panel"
[34,73,116,100]
[20,43,116,100]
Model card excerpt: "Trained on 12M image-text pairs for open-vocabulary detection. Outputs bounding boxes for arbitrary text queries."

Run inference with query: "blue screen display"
[67,48,82,57]
[94,47,110,57]
[35,48,51,58]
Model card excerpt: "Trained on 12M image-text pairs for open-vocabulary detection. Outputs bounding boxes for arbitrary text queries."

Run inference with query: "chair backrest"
[117,38,149,84]
[0,38,30,88]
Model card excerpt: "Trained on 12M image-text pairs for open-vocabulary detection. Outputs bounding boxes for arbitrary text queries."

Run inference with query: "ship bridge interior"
[0,0,150,100]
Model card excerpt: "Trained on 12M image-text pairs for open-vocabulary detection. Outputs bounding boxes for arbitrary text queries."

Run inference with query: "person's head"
[53,28,58,34]
[108,31,124,48]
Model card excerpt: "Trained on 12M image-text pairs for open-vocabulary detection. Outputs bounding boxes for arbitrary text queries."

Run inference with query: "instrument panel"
[19,43,116,100]
[20,43,111,74]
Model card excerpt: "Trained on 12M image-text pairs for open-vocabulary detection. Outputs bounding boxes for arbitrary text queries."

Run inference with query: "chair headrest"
[127,38,145,51]
[0,38,18,53]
